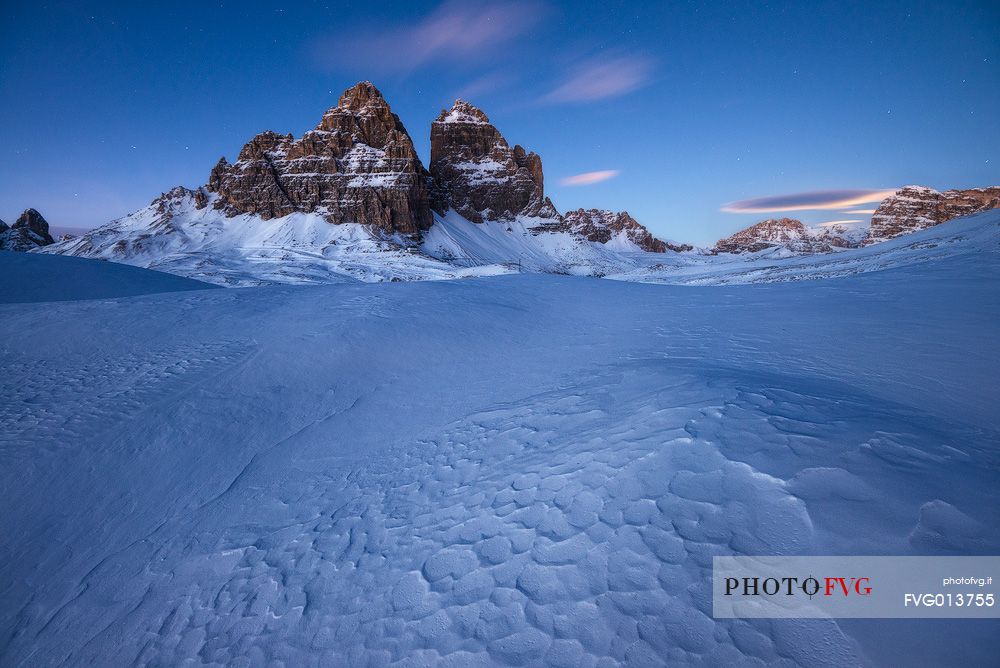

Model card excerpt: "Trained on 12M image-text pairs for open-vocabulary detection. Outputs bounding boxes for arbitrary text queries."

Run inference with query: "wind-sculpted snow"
[1,251,999,665]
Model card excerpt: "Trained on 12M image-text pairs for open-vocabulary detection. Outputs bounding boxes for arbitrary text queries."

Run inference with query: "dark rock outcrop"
[430,100,557,222]
[865,186,1000,244]
[553,209,687,253]
[205,81,433,238]
[0,208,55,251]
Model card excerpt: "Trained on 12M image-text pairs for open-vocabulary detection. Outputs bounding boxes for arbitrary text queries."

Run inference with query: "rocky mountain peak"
[204,81,432,238]
[865,185,1000,244]
[0,208,55,251]
[555,209,688,253]
[430,99,555,223]
[14,208,51,235]
[436,99,491,125]
[336,81,389,112]
[715,218,805,253]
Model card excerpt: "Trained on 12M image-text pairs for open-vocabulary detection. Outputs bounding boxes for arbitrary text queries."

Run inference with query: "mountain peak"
[205,82,431,237]
[14,208,51,234]
[558,208,684,253]
[0,208,55,251]
[866,185,1000,244]
[714,217,865,255]
[436,99,491,125]
[429,100,552,222]
[337,81,389,112]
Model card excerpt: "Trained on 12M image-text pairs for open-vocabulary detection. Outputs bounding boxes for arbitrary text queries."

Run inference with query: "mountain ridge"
[28,81,1000,283]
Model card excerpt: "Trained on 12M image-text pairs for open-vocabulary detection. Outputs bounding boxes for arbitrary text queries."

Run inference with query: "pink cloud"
[559,170,620,186]
[542,55,653,103]
[722,188,897,213]
[843,208,878,214]
[314,1,545,73]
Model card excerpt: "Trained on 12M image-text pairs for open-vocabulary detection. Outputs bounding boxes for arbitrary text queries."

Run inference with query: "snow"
[39,187,1000,290]
[421,210,654,274]
[3,222,999,665]
[40,193,510,286]
[0,250,215,303]
[451,159,509,185]
[341,142,390,172]
[611,208,1000,285]
[439,106,488,124]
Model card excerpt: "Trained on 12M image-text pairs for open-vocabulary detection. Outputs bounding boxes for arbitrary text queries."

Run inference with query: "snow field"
[2,236,999,665]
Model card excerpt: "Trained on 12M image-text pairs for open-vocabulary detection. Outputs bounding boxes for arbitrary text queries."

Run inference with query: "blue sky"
[1,0,997,245]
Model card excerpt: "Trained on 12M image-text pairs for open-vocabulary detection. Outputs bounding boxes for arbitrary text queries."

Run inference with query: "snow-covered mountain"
[0,208,54,252]
[713,186,1000,257]
[866,185,1000,243]
[42,187,678,286]
[712,217,865,255]
[545,209,693,253]
[42,187,492,286]
[32,82,1000,285]
[40,84,673,285]
[206,81,433,238]
[429,99,557,223]
[617,208,1000,285]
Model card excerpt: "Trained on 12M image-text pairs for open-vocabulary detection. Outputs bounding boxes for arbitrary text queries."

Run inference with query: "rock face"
[0,208,55,251]
[556,209,688,253]
[430,100,557,223]
[205,81,433,238]
[866,186,1000,244]
[714,218,808,254]
[714,217,862,254]
[43,83,683,276]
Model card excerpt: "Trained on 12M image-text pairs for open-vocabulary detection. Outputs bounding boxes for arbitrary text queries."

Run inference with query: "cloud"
[313,1,545,74]
[721,188,897,213]
[542,55,653,103]
[843,208,877,214]
[454,72,515,99]
[559,170,620,186]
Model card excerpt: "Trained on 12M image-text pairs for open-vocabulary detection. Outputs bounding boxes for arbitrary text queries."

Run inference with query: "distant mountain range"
[712,186,1000,255]
[10,81,997,285]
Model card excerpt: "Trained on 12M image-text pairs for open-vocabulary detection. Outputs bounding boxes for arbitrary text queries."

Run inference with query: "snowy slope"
[2,236,999,666]
[0,250,214,303]
[612,208,1000,285]
[38,191,665,286]
[421,211,657,276]
[39,191,512,286]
